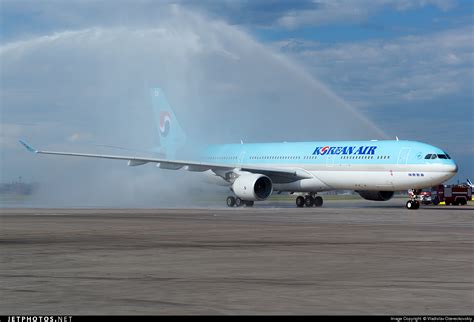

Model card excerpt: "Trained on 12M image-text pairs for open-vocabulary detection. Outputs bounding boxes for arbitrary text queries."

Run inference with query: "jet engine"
[357,190,394,201]
[232,174,273,201]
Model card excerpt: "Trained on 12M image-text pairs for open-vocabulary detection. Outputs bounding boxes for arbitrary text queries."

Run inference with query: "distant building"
[0,178,38,195]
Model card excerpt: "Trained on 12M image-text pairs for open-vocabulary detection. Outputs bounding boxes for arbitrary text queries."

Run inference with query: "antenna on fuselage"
[396,136,399,141]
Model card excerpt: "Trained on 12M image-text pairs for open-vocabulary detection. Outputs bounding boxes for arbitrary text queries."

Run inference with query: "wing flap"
[128,160,148,166]
[186,165,212,172]
[158,163,185,170]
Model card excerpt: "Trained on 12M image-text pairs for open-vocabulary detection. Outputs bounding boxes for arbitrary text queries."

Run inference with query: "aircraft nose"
[438,160,458,182]
[450,160,459,173]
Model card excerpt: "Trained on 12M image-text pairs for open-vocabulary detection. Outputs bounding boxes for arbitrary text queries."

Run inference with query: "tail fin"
[467,178,474,188]
[151,88,186,159]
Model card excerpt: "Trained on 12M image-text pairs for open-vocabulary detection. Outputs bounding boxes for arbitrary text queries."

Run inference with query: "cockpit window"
[425,153,451,160]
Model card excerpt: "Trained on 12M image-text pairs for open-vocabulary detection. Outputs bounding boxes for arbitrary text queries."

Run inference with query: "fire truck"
[407,189,432,205]
[431,184,472,206]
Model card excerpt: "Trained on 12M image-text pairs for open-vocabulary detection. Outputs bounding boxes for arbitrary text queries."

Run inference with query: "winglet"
[19,140,38,153]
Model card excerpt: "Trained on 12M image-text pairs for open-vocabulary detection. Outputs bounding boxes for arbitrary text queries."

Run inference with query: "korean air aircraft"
[19,88,458,210]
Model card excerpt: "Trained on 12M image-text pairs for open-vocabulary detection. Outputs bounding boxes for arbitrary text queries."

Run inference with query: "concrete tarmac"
[1,199,473,315]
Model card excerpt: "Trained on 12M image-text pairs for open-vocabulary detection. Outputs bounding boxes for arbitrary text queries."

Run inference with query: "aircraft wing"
[19,140,312,183]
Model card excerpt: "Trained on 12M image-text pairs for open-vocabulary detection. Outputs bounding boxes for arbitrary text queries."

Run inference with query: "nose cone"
[448,160,458,173]
[441,160,458,182]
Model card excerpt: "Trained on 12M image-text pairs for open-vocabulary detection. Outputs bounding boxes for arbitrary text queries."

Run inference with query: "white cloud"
[0,0,458,39]
[276,0,456,28]
[276,27,473,105]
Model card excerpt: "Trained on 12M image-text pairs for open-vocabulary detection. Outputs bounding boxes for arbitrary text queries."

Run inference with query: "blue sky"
[0,0,472,205]
[253,1,471,42]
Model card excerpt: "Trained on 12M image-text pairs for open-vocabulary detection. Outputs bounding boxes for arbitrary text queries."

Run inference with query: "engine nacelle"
[357,190,394,201]
[232,174,273,201]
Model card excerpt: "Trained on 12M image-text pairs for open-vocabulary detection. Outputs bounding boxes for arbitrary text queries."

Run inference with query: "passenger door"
[397,147,410,165]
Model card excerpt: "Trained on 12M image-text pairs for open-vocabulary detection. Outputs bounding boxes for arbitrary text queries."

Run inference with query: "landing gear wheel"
[413,200,420,209]
[314,196,323,207]
[245,201,254,207]
[226,196,236,207]
[406,200,420,210]
[296,196,305,208]
[406,188,422,210]
[235,198,243,207]
[305,196,315,207]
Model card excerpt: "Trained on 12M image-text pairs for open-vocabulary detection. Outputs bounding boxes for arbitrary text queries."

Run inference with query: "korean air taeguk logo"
[159,111,171,137]
[313,145,377,155]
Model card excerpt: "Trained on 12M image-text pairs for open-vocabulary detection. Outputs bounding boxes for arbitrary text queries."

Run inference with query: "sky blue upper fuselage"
[201,140,456,167]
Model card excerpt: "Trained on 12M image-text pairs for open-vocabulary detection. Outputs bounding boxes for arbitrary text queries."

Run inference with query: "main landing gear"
[296,194,323,208]
[406,189,421,210]
[226,196,254,208]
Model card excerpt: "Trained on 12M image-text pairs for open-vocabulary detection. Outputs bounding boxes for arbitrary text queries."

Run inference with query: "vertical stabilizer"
[467,178,474,188]
[151,88,186,159]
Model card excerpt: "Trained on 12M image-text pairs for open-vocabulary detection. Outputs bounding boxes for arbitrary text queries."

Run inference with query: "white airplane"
[19,88,458,210]
[467,179,474,188]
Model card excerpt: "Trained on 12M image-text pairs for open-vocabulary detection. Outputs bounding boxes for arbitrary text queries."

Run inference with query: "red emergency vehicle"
[431,184,472,206]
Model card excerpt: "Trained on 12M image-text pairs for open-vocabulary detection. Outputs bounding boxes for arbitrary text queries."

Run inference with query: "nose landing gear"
[406,189,421,210]
[406,200,420,209]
